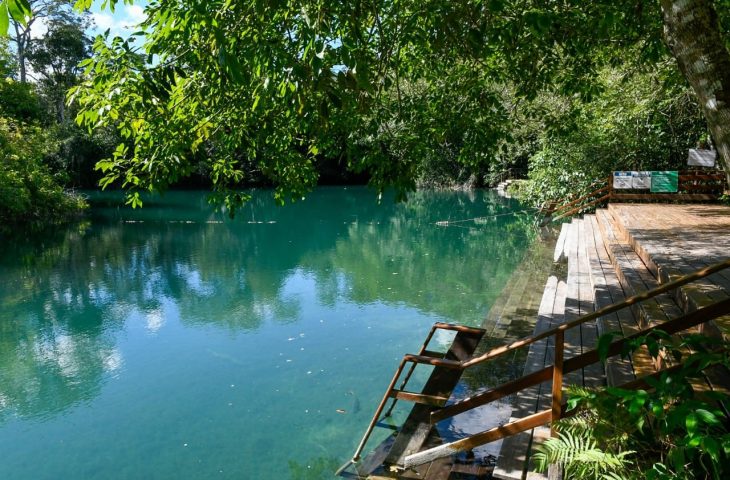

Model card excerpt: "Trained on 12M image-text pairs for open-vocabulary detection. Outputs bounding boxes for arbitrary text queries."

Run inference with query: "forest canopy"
[1,0,729,213]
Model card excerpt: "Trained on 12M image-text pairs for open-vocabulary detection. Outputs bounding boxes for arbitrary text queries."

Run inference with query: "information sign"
[613,171,633,189]
[650,171,679,193]
[631,171,651,189]
[687,149,716,167]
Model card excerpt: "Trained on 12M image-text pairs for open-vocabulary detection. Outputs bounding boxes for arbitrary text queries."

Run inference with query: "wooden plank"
[389,390,449,407]
[563,220,585,387]
[611,193,717,202]
[405,410,554,469]
[551,330,564,436]
[580,216,604,388]
[554,222,569,263]
[596,209,657,378]
[588,213,637,386]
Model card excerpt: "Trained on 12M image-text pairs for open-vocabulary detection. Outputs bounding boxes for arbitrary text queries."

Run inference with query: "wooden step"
[597,207,722,389]
[584,214,636,386]
[608,204,730,338]
[595,210,658,378]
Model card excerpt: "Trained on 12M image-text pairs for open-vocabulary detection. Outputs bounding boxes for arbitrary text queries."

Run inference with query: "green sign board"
[650,171,678,193]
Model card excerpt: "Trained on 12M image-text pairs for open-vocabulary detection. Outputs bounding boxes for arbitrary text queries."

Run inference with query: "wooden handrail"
[344,258,730,471]
[552,185,610,216]
[552,193,611,222]
[402,295,730,468]
[430,295,730,425]
[543,169,726,223]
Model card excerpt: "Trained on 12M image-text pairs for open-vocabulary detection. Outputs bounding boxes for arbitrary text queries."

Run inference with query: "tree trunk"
[660,0,730,189]
[13,21,27,83]
[56,93,65,123]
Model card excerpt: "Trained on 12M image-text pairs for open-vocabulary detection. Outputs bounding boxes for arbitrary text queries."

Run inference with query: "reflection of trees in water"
[0,188,535,421]
[302,191,537,325]
[0,224,121,421]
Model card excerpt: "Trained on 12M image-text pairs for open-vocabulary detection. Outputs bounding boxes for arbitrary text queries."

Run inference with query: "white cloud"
[126,5,146,24]
[92,12,115,31]
[29,15,49,40]
[90,5,148,38]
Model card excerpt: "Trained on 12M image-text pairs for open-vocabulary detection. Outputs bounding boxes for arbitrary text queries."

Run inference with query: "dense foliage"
[0,97,86,233]
[60,0,729,211]
[520,58,706,207]
[2,1,728,213]
[0,1,105,234]
[535,331,730,479]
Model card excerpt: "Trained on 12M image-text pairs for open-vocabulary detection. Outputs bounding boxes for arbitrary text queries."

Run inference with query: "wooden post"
[607,174,613,203]
[551,330,564,437]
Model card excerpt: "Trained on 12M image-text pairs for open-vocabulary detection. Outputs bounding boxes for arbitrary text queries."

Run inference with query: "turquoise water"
[0,188,534,479]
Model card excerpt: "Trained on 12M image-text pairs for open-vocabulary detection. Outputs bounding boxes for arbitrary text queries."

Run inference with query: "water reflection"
[0,188,534,437]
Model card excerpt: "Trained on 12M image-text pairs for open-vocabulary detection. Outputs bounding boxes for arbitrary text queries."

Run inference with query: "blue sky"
[87,1,149,38]
[28,1,148,40]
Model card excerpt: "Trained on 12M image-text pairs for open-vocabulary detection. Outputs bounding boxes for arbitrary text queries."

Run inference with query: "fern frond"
[533,431,634,479]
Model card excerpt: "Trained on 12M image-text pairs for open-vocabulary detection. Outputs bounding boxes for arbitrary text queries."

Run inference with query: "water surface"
[0,188,535,479]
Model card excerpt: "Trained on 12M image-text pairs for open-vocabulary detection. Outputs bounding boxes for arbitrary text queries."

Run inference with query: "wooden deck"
[343,203,730,480]
[495,204,730,479]
[607,204,730,337]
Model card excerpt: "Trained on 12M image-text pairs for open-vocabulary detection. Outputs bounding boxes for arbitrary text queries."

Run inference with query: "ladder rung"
[388,389,449,407]
[375,421,399,431]
[433,322,485,335]
[421,350,446,358]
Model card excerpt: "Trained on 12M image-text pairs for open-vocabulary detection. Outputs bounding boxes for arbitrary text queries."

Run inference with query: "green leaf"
[685,413,698,434]
[0,4,8,36]
[702,437,721,463]
[7,0,30,24]
[695,408,721,425]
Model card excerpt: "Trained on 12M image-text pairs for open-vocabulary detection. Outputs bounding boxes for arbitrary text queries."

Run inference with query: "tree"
[4,0,74,83]
[660,1,730,187]
[27,12,91,122]
[0,36,15,76]
[4,0,729,206]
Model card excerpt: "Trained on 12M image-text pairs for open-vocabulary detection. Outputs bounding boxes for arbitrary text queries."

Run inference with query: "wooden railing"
[344,258,730,471]
[544,170,726,223]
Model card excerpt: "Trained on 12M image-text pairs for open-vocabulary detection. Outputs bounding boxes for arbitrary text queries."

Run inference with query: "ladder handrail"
[347,322,483,464]
[345,257,730,469]
[403,295,730,468]
[383,322,483,417]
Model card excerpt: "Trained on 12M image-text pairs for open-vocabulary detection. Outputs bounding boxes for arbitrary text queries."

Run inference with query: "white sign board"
[631,171,651,189]
[688,148,716,167]
[613,171,633,189]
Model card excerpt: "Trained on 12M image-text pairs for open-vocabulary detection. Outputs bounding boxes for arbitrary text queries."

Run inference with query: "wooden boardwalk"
[607,204,730,337]
[344,203,730,480]
[494,204,730,479]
